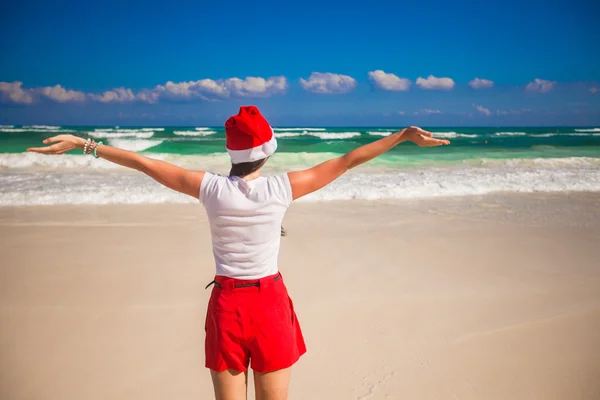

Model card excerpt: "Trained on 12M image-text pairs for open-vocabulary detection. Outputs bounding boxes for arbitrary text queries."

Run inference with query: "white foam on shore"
[467,157,600,167]
[0,153,120,169]
[3,151,600,204]
[1,156,599,205]
[575,128,600,132]
[0,152,172,170]
[3,152,600,171]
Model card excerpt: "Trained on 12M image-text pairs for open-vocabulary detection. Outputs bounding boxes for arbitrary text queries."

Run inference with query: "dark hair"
[229,157,268,178]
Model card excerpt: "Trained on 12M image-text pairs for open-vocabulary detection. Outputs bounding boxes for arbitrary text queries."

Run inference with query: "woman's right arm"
[287,126,449,200]
[27,135,204,199]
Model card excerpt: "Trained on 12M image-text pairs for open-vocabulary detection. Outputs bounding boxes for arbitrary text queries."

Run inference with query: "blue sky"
[1,0,599,126]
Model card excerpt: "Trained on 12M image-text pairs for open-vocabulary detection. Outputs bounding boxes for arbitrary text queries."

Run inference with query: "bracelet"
[82,138,102,158]
[93,141,103,158]
[83,138,92,155]
[89,140,98,155]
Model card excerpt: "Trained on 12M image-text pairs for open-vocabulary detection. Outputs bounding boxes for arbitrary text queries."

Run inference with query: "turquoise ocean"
[1,125,599,205]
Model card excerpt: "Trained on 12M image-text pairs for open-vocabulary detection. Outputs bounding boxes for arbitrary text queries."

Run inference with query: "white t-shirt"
[199,172,293,279]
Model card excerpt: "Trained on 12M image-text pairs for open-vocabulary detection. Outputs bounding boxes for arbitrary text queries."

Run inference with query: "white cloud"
[39,85,86,102]
[136,89,162,104]
[1,82,88,104]
[300,72,356,94]
[0,81,35,104]
[415,109,442,115]
[154,80,226,100]
[368,70,410,91]
[473,104,492,116]
[224,76,287,97]
[398,111,405,115]
[590,87,598,94]
[469,78,494,89]
[138,76,287,103]
[0,77,288,105]
[495,108,531,116]
[525,78,556,93]
[416,75,455,90]
[91,87,136,103]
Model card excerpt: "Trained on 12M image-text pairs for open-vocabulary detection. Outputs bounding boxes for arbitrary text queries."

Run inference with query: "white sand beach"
[1,193,599,400]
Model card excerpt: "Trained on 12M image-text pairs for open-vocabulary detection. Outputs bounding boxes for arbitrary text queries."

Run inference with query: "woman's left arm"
[27,135,204,199]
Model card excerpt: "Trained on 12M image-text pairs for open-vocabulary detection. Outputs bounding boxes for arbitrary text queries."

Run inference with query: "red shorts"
[205,272,306,373]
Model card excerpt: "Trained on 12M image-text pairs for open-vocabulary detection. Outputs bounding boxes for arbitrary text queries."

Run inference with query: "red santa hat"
[225,106,277,164]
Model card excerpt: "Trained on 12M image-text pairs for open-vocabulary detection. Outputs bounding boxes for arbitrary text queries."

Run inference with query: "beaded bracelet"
[82,138,102,157]
[83,138,92,155]
[93,141,103,158]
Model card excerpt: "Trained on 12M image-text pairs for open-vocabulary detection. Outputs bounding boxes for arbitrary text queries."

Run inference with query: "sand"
[1,193,599,400]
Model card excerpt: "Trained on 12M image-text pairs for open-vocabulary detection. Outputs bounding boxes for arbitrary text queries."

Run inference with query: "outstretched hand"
[403,126,450,147]
[27,135,85,155]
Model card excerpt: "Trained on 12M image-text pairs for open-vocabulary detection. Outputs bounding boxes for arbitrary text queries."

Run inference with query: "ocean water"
[0,125,599,205]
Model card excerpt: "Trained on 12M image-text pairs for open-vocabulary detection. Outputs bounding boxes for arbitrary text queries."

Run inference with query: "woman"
[27,106,449,400]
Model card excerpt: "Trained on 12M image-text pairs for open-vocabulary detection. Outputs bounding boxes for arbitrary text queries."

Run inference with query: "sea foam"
[273,128,326,131]
[23,125,61,130]
[367,131,394,136]
[89,131,154,139]
[274,132,304,138]
[274,131,362,139]
[575,128,600,132]
[432,132,478,138]
[309,132,361,139]
[107,139,163,152]
[2,162,599,205]
[174,130,217,136]
[0,153,119,169]
[0,128,75,133]
[493,132,527,136]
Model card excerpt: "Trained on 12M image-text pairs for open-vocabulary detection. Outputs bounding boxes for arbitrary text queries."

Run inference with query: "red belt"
[205,273,281,290]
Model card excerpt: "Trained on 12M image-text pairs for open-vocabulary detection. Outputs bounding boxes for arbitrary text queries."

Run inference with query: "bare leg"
[210,369,248,400]
[254,367,291,400]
